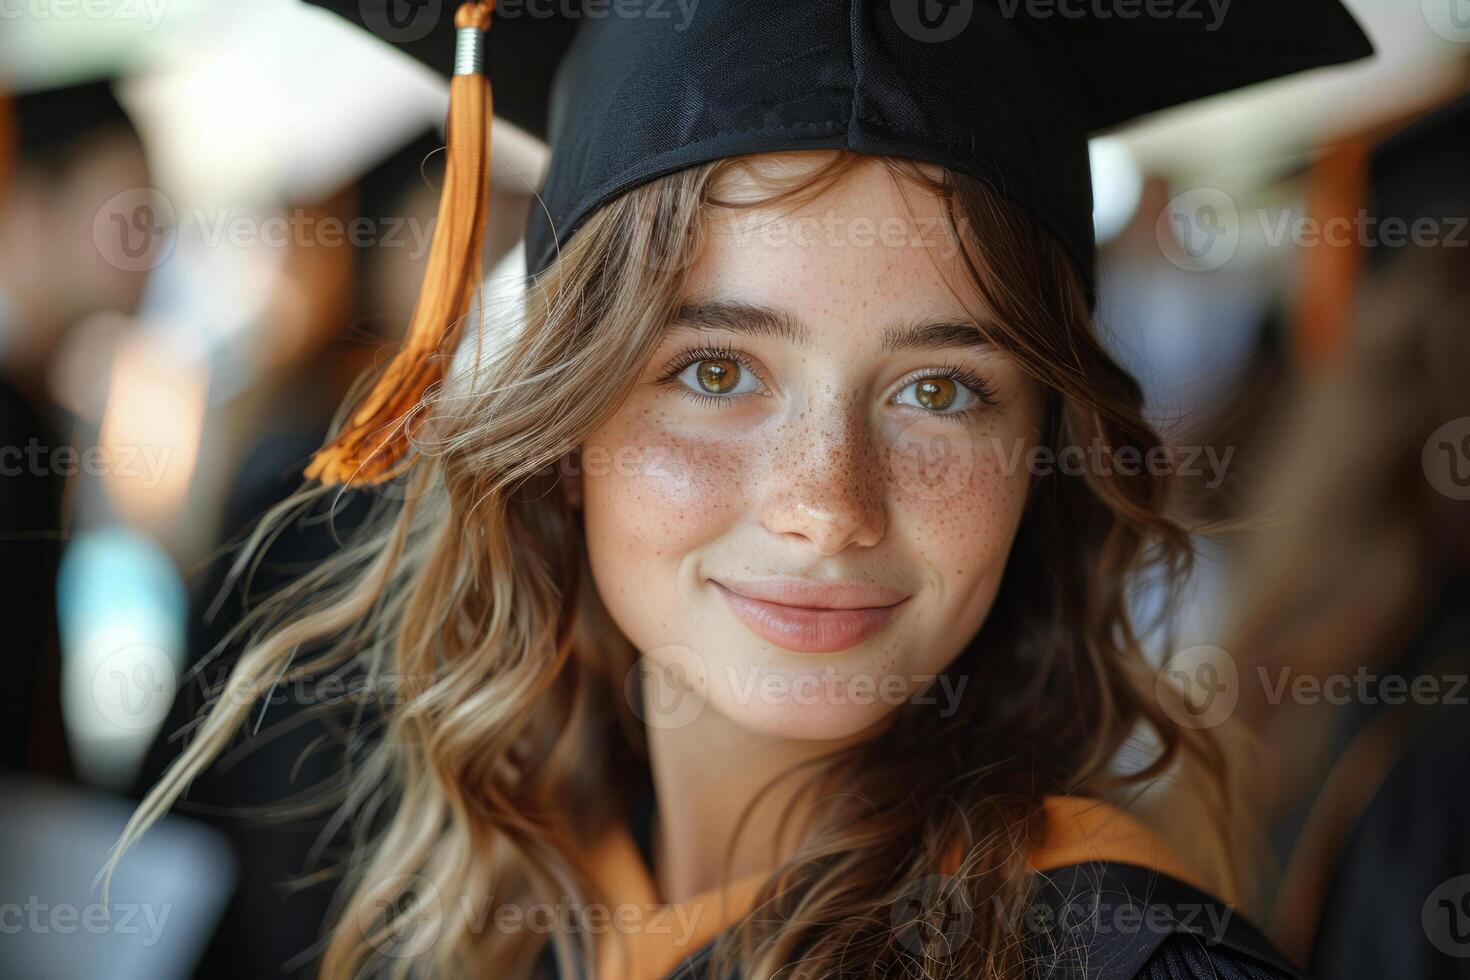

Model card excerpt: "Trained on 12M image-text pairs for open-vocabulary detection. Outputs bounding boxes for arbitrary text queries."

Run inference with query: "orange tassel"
[306,0,496,486]
[0,91,13,207]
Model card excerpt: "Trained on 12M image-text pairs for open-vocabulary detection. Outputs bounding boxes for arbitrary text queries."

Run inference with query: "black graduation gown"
[535,792,1307,980]
[1275,574,1470,979]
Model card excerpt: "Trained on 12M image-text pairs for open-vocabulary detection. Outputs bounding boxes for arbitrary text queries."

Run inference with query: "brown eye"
[671,354,761,400]
[913,378,956,411]
[894,372,990,418]
[696,358,740,394]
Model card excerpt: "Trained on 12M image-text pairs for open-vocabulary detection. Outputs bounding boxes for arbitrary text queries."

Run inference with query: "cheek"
[895,411,1030,532]
[888,412,1033,617]
[580,405,753,603]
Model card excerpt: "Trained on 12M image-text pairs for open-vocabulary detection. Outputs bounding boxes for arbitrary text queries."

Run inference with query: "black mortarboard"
[309,0,1371,286]
[300,0,1372,485]
[1364,92,1470,272]
[9,77,140,164]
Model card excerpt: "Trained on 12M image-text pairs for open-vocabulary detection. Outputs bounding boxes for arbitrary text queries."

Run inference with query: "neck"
[640,682,878,904]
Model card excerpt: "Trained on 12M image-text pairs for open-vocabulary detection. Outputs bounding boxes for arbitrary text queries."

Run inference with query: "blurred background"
[0,1,1467,978]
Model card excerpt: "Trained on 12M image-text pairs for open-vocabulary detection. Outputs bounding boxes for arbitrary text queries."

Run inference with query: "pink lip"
[710,578,910,654]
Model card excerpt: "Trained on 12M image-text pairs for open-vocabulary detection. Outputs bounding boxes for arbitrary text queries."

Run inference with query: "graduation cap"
[1364,92,1470,272]
[301,0,1372,486]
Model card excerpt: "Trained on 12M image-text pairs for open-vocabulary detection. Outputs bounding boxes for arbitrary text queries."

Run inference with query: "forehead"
[685,155,981,334]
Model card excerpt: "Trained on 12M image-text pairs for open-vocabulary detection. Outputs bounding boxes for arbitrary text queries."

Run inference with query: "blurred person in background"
[129,124,535,979]
[1224,91,1470,979]
[0,77,151,779]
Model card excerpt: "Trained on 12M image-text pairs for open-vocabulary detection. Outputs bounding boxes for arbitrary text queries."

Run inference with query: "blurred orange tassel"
[306,0,495,486]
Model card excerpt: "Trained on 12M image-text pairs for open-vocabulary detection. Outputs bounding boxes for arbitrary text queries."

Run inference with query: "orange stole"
[578,795,1202,980]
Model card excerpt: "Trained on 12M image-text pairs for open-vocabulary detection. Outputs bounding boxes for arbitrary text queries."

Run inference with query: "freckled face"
[579,156,1046,740]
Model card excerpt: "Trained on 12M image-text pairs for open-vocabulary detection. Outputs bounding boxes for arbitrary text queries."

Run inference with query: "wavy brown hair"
[112,149,1235,979]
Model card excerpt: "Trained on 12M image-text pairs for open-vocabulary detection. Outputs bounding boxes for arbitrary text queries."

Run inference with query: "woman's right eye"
[654,344,769,406]
[674,357,763,397]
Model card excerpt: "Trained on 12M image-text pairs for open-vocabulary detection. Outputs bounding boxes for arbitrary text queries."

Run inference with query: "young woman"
[115,2,1374,977]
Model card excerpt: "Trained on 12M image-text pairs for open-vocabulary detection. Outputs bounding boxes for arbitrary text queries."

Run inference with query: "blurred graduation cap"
[6,78,140,162]
[1365,92,1470,272]
[301,0,1373,486]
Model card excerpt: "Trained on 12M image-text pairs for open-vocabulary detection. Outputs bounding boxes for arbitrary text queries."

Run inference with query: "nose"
[759,402,887,555]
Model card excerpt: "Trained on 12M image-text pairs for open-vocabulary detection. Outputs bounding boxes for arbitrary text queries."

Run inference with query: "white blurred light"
[116,0,449,206]
[96,328,208,524]
[446,240,531,399]
[0,0,207,93]
[1114,1,1466,186]
[56,527,187,790]
[1090,136,1143,246]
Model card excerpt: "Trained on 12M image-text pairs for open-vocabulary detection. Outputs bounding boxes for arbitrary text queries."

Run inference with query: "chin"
[700,643,923,742]
[706,688,898,742]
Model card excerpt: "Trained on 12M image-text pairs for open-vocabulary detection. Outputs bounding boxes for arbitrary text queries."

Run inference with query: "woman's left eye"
[893,366,998,418]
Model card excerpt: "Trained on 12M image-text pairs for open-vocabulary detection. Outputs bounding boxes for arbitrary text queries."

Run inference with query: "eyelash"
[653,345,999,422]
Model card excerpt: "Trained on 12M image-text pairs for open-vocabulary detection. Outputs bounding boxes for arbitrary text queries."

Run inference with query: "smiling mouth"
[709,579,910,654]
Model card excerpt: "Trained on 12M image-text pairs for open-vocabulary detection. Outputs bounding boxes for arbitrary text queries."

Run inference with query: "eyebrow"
[669,300,995,355]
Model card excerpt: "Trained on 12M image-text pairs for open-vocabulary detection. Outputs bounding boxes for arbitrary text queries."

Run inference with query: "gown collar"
[581,793,1206,980]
